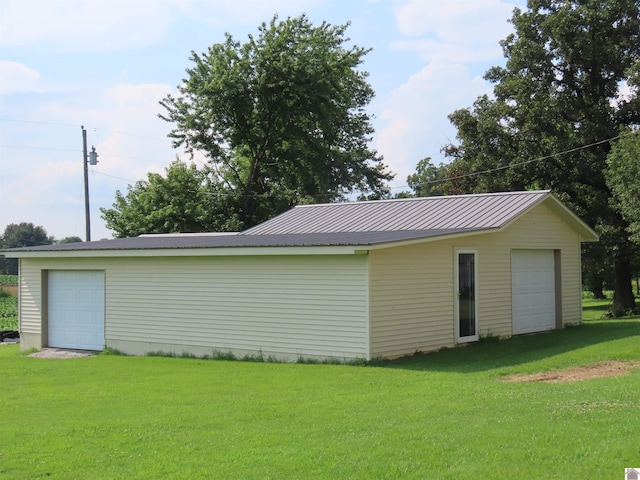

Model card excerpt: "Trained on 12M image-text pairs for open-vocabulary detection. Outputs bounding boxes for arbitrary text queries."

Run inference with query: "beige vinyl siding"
[468,202,583,336]
[18,258,43,335]
[369,241,454,358]
[369,202,583,357]
[18,254,368,360]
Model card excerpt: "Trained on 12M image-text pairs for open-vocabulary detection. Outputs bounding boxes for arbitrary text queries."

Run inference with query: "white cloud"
[0,0,320,53]
[374,0,521,191]
[0,82,179,239]
[0,61,40,94]
[0,0,176,52]
[391,0,517,63]
[87,83,178,198]
[376,61,491,188]
[173,0,320,28]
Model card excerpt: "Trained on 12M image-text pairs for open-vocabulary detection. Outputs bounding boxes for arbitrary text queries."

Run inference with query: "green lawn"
[582,298,613,321]
[1,318,639,479]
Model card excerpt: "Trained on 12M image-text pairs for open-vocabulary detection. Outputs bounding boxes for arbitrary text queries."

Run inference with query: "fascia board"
[361,228,496,251]
[2,245,363,259]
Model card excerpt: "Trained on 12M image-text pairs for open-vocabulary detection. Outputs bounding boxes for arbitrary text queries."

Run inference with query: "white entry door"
[456,250,478,342]
[48,270,105,350]
[511,250,556,335]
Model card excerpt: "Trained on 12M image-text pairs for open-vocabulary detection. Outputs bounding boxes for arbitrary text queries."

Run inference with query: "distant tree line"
[0,223,81,275]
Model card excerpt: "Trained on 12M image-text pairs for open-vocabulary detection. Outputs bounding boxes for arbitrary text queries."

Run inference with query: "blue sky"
[0,0,526,240]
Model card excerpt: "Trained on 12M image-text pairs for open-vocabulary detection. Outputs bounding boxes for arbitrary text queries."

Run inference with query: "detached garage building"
[4,190,597,361]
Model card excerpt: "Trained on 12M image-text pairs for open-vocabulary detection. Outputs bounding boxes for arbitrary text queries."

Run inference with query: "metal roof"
[245,190,551,234]
[2,190,597,255]
[2,229,480,253]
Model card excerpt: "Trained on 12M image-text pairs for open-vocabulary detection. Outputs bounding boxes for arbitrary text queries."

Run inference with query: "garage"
[511,250,557,335]
[48,270,105,350]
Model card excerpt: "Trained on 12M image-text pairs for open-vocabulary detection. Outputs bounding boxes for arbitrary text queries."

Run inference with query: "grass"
[1,318,639,479]
[582,297,614,321]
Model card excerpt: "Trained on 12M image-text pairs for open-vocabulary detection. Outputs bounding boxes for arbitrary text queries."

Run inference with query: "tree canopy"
[438,0,639,309]
[606,129,640,244]
[100,160,241,238]
[0,223,54,274]
[158,14,392,230]
[405,158,448,197]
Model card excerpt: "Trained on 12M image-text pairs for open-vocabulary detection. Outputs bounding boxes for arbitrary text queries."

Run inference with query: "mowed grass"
[1,316,640,479]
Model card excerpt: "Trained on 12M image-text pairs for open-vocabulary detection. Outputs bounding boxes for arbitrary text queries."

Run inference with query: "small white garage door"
[512,250,556,335]
[48,270,105,350]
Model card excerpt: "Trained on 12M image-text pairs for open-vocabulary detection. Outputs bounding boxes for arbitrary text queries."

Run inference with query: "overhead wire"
[388,130,638,191]
[2,116,636,196]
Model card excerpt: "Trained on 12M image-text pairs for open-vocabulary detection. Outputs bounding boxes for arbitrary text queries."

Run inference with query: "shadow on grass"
[582,303,611,312]
[375,319,640,373]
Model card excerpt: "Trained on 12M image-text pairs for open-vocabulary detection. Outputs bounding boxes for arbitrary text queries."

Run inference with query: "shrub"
[0,275,18,287]
[0,294,18,331]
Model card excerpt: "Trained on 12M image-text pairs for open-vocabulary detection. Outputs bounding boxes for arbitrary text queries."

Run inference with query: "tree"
[0,223,54,274]
[606,129,640,244]
[406,157,449,197]
[442,0,640,310]
[100,160,241,238]
[159,14,392,230]
[58,236,83,244]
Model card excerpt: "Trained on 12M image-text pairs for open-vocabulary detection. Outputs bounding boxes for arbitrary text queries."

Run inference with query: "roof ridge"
[294,190,550,208]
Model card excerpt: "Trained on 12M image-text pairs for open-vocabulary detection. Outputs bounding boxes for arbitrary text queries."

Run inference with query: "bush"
[0,275,18,287]
[0,295,18,331]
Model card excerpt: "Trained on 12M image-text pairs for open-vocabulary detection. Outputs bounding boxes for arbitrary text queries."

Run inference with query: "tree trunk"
[613,256,636,311]
[590,277,605,299]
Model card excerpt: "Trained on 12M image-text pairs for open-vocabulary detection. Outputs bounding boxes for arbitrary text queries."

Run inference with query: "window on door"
[457,251,478,342]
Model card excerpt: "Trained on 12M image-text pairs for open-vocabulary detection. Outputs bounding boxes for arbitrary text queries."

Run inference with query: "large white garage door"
[48,270,105,350]
[512,250,556,335]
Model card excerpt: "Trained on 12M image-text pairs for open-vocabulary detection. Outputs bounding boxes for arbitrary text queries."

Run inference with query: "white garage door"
[512,250,556,335]
[48,270,105,350]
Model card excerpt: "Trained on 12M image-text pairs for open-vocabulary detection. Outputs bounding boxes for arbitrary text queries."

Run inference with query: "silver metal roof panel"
[244,190,550,235]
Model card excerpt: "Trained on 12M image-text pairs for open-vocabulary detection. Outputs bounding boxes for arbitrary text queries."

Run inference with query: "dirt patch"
[0,286,18,296]
[504,361,640,383]
[28,348,95,359]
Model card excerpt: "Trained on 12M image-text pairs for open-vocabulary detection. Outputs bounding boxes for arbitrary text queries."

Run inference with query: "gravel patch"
[28,348,95,359]
[504,361,640,383]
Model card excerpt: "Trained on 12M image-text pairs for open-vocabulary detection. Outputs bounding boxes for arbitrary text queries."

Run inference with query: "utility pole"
[82,126,90,241]
[82,126,98,242]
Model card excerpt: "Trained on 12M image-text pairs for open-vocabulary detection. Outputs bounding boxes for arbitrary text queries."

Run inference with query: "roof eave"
[2,245,366,258]
[362,227,498,250]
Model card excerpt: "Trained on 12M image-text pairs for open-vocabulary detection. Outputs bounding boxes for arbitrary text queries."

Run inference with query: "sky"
[0,0,527,241]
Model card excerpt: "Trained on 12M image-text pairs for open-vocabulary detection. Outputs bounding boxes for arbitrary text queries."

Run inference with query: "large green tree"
[441,0,640,310]
[406,158,449,197]
[0,223,54,274]
[606,129,640,244]
[100,160,242,238]
[159,14,392,229]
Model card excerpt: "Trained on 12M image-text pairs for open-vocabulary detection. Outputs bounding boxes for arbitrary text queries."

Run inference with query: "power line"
[91,171,136,183]
[0,118,79,128]
[389,131,637,190]
[0,144,80,153]
[0,118,171,143]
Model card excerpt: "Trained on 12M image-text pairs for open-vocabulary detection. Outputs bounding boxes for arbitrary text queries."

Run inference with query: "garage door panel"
[48,271,105,350]
[512,250,556,335]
